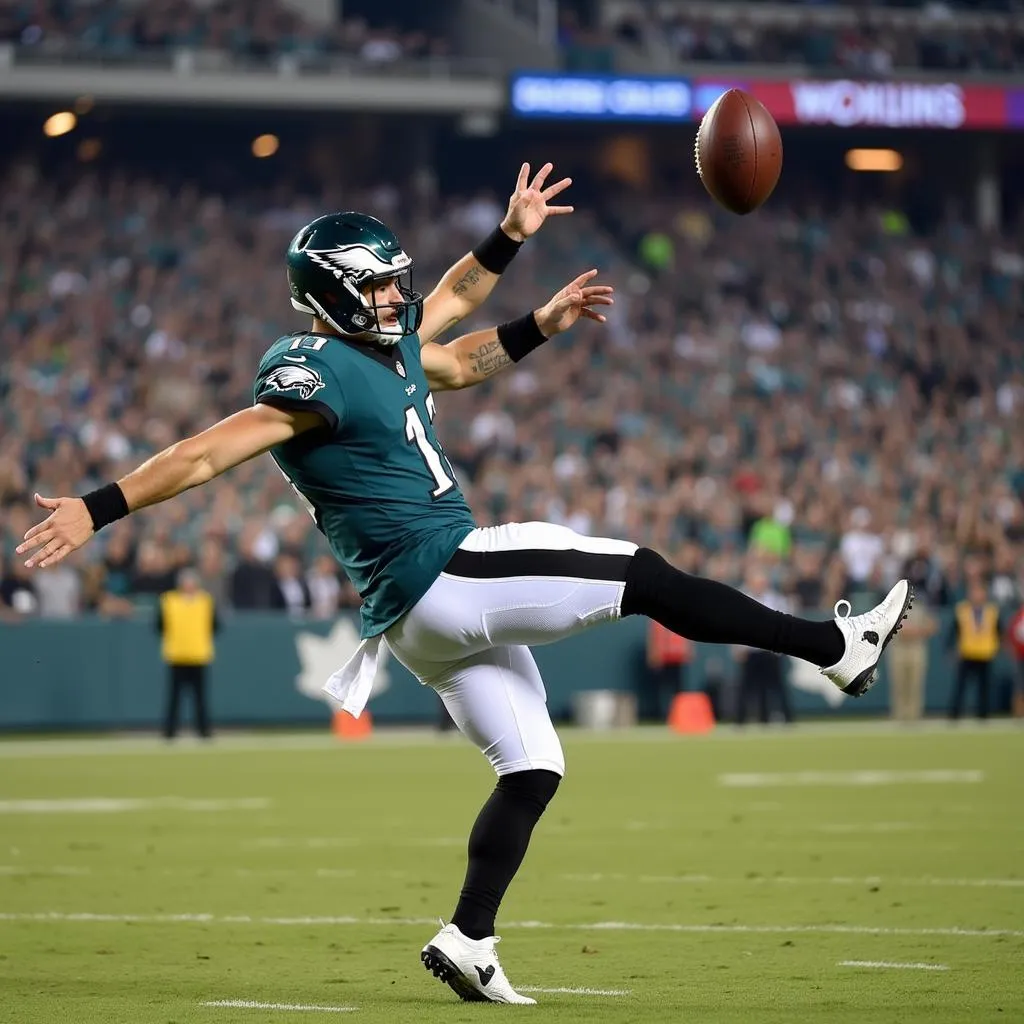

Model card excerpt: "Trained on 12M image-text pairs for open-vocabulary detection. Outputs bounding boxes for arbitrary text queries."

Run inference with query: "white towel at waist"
[323,634,383,718]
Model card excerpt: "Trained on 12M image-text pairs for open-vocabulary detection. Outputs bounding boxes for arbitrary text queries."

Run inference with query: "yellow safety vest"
[955,601,999,661]
[161,591,215,665]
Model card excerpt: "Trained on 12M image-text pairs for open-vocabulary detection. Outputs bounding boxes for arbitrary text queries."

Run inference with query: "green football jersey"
[253,331,476,637]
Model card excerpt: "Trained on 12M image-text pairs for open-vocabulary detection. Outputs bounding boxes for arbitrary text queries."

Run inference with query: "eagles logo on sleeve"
[262,365,327,401]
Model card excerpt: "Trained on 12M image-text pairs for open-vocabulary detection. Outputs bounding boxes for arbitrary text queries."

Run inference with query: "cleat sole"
[421,946,489,1003]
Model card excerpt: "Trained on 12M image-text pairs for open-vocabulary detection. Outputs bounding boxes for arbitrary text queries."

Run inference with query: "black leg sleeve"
[621,548,844,668]
[451,769,561,941]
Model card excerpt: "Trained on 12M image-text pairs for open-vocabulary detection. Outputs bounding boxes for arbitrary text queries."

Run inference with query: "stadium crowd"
[2,0,447,64]
[605,3,1024,74]
[0,161,1022,624]
[9,0,1024,74]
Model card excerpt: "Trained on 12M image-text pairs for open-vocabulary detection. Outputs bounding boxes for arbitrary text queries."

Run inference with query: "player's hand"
[16,493,95,569]
[500,162,573,242]
[533,269,614,338]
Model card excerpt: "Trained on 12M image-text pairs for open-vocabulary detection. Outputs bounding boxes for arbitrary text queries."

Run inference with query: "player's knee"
[496,768,562,815]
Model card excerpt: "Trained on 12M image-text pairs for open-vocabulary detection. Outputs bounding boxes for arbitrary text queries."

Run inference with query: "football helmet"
[287,212,423,346]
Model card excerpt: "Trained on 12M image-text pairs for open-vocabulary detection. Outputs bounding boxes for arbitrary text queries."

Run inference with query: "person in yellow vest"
[948,578,1003,721]
[157,568,220,739]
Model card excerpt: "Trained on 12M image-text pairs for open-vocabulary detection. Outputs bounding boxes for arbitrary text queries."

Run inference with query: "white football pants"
[384,522,638,777]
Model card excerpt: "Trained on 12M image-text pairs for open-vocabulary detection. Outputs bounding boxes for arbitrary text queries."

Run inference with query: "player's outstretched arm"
[422,269,613,391]
[419,162,573,345]
[17,404,324,569]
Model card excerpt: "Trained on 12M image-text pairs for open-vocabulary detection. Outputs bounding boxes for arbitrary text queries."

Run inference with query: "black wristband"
[81,482,130,532]
[472,225,523,275]
[497,312,548,363]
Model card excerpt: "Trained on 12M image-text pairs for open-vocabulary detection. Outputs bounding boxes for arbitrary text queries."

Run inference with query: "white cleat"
[421,922,536,1005]
[821,580,914,698]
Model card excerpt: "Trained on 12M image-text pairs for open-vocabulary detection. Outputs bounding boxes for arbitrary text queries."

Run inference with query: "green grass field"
[1,722,1022,1023]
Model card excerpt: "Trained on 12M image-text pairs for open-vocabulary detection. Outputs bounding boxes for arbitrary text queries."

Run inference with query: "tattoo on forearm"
[467,339,512,379]
[452,264,484,297]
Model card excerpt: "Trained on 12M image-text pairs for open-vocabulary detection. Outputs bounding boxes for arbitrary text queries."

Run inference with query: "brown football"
[695,89,783,215]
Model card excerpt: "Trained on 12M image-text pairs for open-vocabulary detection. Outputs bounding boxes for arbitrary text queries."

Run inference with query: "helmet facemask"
[351,267,424,345]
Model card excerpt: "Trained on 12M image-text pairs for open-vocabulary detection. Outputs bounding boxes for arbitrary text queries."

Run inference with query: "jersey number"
[289,336,329,351]
[405,394,455,498]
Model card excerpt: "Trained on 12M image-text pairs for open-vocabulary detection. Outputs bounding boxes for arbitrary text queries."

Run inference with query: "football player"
[19,162,912,1004]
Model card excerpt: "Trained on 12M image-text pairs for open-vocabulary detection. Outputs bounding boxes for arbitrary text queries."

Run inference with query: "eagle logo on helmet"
[306,245,412,283]
[263,365,326,400]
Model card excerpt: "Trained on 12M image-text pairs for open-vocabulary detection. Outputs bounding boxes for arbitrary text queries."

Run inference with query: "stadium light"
[252,134,280,158]
[43,111,77,138]
[845,148,903,172]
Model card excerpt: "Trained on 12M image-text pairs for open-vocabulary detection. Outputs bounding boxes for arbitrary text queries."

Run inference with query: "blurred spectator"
[306,554,342,619]
[131,540,177,597]
[645,620,691,722]
[606,2,1024,73]
[734,564,793,725]
[229,526,278,610]
[33,560,81,618]
[749,497,794,561]
[887,600,938,722]
[2,0,446,66]
[1008,600,1024,718]
[948,577,1003,720]
[157,567,219,739]
[990,546,1020,608]
[80,562,136,618]
[102,531,138,599]
[0,557,38,618]
[197,537,229,608]
[792,547,826,611]
[271,552,311,617]
[840,507,884,590]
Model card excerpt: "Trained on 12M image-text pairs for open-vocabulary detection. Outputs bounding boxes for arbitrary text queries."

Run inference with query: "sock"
[450,769,561,941]
[620,547,845,668]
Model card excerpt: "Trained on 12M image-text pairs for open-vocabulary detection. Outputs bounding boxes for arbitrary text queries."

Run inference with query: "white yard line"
[719,770,985,787]
[561,873,1024,889]
[40,865,1010,888]
[0,720,1018,759]
[0,797,268,814]
[520,987,630,996]
[839,961,949,971]
[1,911,1020,939]
[203,1000,357,1013]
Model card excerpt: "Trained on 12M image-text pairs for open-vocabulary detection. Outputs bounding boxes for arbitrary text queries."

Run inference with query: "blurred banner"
[510,72,693,121]
[510,72,1024,130]
[694,79,1012,130]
